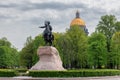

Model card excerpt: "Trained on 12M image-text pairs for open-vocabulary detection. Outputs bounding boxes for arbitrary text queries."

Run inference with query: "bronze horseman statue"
[39,21,54,46]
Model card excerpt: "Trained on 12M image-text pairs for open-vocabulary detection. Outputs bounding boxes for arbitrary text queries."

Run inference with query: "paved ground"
[0,76,120,80]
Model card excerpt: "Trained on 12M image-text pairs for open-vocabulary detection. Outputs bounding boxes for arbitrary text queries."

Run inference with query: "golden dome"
[70,11,86,27]
[70,18,85,27]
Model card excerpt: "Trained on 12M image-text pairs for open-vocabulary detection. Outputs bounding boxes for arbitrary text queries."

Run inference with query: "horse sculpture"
[39,21,54,46]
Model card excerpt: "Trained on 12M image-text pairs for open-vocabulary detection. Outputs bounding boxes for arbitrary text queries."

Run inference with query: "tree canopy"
[0,37,18,68]
[111,32,120,69]
[88,32,107,68]
[55,26,88,69]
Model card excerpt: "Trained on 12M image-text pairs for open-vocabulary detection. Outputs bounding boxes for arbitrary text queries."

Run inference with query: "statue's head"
[45,21,50,25]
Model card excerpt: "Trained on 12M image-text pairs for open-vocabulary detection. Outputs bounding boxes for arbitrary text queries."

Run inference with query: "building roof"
[70,11,86,27]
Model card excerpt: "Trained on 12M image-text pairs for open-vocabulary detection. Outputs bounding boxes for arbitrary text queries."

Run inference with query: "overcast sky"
[0,0,120,50]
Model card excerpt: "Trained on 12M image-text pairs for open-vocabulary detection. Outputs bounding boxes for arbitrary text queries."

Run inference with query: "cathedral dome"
[70,11,86,27]
[70,18,85,27]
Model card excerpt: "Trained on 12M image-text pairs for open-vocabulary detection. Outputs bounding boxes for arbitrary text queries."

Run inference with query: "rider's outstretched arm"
[39,26,45,28]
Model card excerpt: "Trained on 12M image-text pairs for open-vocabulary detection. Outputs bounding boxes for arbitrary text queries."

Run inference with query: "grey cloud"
[0,1,110,28]
[0,1,87,11]
[0,4,16,8]
[29,2,87,10]
[0,15,12,19]
[0,14,17,20]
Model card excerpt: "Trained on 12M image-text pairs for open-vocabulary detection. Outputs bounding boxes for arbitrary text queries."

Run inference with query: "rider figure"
[39,21,52,38]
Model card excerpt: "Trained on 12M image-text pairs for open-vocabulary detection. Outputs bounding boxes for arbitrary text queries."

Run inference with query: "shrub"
[0,69,17,77]
[15,68,28,73]
[29,69,120,77]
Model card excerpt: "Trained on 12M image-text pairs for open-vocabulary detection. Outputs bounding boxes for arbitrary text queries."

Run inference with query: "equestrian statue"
[39,21,54,46]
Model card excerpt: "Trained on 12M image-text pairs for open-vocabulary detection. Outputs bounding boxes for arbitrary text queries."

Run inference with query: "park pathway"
[0,76,120,80]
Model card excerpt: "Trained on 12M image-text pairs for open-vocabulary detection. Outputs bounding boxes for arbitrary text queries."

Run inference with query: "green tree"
[10,47,19,68]
[0,38,18,68]
[55,26,88,69]
[55,33,72,68]
[96,15,117,52]
[0,37,11,47]
[20,36,34,68]
[20,35,44,68]
[111,32,120,69]
[0,46,8,68]
[115,21,120,32]
[88,33,107,69]
[32,35,44,65]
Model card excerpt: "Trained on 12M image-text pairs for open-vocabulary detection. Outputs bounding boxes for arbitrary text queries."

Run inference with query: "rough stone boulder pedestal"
[30,46,65,71]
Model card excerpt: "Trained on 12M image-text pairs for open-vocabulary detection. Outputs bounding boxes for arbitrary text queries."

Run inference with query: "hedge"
[0,69,17,77]
[29,69,120,77]
[15,68,28,73]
